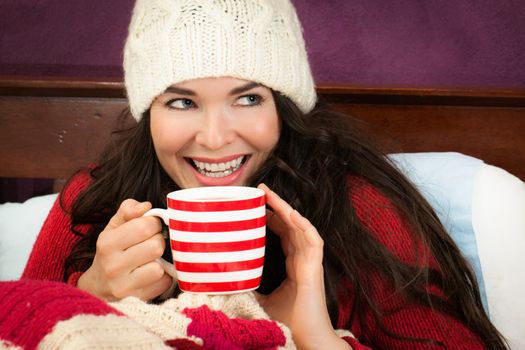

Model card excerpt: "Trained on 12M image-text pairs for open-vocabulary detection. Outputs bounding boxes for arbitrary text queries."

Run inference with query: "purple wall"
[0,1,132,78]
[301,1,525,88]
[1,1,524,202]
[1,0,524,89]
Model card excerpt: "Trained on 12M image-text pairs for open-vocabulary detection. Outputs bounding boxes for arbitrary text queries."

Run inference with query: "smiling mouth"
[188,155,247,178]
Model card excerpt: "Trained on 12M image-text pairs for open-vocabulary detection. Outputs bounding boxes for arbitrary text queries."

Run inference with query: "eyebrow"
[229,82,262,95]
[163,82,262,96]
[164,85,196,95]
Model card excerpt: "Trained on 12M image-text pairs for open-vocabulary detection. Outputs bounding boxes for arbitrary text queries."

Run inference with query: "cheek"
[248,114,280,151]
[150,114,190,155]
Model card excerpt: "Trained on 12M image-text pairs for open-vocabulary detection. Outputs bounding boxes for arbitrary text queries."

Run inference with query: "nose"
[195,107,235,150]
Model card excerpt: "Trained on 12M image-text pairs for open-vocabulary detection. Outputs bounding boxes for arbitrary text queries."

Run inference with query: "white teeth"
[191,156,245,178]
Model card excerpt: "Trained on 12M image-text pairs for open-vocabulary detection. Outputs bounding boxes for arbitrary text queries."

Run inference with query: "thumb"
[106,199,152,230]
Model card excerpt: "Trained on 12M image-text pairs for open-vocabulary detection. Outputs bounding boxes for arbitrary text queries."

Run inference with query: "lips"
[188,155,247,178]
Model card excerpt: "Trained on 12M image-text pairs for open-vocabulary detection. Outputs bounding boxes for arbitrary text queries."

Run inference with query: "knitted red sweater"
[21,172,486,349]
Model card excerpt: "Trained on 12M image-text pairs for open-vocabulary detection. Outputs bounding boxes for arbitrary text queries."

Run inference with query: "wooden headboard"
[1,77,524,190]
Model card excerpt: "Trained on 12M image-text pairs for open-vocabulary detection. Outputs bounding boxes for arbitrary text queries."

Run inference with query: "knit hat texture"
[124,0,317,121]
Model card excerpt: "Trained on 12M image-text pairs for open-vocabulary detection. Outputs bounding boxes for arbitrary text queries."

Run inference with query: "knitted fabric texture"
[0,280,170,350]
[22,173,487,348]
[111,292,298,349]
[0,280,307,349]
[124,0,317,120]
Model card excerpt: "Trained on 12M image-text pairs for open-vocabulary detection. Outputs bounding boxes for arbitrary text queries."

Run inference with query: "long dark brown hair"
[65,91,507,348]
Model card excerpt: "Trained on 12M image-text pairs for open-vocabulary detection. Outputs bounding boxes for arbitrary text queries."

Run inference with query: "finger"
[128,261,173,300]
[260,184,324,261]
[139,273,174,301]
[258,183,295,228]
[290,210,324,249]
[101,215,163,251]
[265,209,288,238]
[258,183,305,255]
[259,183,305,250]
[157,257,177,280]
[106,199,152,230]
[122,232,166,267]
[130,260,165,286]
[264,209,292,256]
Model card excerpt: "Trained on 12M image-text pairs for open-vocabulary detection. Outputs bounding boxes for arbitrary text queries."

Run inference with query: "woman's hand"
[255,184,351,350]
[77,199,173,301]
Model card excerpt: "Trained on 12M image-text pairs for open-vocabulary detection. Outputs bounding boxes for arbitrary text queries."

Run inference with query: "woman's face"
[150,77,280,188]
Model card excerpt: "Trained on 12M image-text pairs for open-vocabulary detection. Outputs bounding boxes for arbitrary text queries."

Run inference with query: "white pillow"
[472,164,525,349]
[391,152,525,348]
[390,152,489,307]
[0,193,58,280]
[1,153,524,347]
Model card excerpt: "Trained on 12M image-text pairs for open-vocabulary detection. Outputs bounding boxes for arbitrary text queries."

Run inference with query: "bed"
[0,77,524,347]
[1,78,524,186]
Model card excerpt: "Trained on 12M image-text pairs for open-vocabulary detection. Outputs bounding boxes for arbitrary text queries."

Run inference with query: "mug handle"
[143,208,178,281]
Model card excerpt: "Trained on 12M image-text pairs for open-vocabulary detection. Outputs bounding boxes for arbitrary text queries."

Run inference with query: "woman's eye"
[236,94,262,106]
[166,98,195,110]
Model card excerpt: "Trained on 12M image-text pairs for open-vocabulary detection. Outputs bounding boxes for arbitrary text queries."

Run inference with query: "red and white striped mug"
[145,186,266,294]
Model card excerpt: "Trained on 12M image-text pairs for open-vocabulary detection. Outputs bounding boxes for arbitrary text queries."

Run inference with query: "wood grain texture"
[1,78,524,183]
[0,95,128,179]
[334,104,525,180]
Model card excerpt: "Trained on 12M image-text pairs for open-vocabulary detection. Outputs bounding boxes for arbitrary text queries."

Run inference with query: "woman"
[22,0,506,348]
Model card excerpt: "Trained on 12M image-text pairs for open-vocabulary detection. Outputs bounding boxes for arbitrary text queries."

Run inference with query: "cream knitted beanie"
[124,0,317,121]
